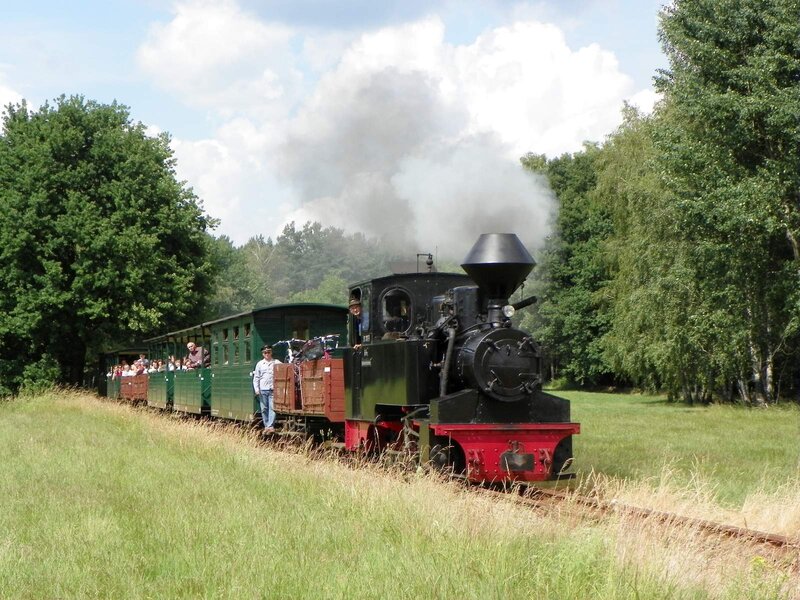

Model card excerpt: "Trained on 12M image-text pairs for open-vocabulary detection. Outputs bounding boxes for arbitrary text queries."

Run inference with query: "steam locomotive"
[103,233,579,483]
[342,233,579,481]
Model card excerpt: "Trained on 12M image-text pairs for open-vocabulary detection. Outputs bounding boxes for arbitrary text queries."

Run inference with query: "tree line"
[1,0,797,405]
[522,0,800,405]
[206,223,395,318]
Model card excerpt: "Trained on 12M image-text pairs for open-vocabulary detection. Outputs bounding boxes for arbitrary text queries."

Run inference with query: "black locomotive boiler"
[343,233,580,482]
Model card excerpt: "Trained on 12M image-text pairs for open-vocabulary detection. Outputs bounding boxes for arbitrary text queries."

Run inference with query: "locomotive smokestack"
[461,233,535,321]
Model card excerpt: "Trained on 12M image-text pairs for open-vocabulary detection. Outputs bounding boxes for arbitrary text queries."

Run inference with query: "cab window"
[381,288,412,335]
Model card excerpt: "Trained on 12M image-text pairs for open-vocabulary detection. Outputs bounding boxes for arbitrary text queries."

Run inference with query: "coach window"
[381,288,412,337]
[244,323,252,362]
[289,317,310,340]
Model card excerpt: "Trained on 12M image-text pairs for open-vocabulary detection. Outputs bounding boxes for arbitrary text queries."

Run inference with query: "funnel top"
[461,233,535,300]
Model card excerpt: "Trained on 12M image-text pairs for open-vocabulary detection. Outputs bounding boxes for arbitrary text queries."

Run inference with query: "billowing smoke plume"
[139,9,641,248]
[278,21,560,260]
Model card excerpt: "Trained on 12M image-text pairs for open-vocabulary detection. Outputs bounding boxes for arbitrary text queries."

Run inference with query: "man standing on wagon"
[253,345,282,433]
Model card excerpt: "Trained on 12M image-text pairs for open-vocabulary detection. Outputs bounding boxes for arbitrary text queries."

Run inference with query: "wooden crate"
[324,359,345,422]
[300,360,326,415]
[273,363,297,412]
[275,359,344,420]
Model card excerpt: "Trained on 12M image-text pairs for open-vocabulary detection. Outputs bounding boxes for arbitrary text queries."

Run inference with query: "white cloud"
[629,88,661,115]
[136,0,301,119]
[452,24,633,157]
[0,70,23,117]
[170,120,295,245]
[301,30,359,73]
[278,16,635,255]
[139,3,653,250]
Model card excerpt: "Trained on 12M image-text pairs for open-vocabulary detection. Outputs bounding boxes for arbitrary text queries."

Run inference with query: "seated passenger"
[185,342,210,369]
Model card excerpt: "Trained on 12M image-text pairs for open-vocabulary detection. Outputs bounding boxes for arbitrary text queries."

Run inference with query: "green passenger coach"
[137,304,348,422]
[146,324,210,414]
[207,303,348,422]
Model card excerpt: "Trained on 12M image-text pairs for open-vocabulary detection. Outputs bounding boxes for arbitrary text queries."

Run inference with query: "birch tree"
[651,0,800,403]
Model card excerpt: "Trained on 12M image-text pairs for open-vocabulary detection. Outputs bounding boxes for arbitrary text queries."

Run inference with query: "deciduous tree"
[651,0,800,403]
[522,147,615,386]
[0,96,215,392]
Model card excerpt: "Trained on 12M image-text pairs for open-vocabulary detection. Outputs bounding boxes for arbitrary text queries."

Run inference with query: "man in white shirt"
[252,345,282,433]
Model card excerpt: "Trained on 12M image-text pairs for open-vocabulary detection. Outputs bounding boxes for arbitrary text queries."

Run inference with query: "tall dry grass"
[575,464,800,537]
[0,389,796,598]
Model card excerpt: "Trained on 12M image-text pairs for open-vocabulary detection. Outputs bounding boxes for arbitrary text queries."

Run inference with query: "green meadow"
[562,391,800,506]
[0,391,796,599]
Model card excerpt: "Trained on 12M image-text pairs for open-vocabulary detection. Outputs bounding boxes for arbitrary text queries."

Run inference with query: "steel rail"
[502,485,800,552]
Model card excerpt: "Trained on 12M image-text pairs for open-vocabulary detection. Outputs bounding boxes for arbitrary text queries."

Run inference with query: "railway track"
[479,484,800,558]
[349,440,800,559]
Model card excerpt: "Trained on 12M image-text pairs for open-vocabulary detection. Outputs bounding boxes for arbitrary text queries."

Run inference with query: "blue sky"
[0,0,669,254]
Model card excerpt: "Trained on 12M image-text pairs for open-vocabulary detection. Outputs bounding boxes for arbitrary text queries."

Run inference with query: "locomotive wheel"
[552,438,574,477]
[429,437,465,475]
[358,424,381,456]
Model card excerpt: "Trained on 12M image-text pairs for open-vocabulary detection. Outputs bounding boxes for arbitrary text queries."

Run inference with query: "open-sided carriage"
[101,347,147,401]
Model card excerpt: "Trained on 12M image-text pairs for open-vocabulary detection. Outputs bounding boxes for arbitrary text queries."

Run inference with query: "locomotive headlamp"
[502,305,516,318]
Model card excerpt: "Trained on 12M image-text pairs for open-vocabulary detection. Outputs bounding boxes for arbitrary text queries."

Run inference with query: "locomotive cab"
[380,288,412,338]
[344,272,472,426]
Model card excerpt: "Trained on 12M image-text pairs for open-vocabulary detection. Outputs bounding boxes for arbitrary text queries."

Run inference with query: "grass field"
[561,391,800,511]
[0,390,797,598]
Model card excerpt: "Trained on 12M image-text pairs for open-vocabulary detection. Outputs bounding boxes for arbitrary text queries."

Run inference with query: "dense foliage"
[528,0,800,404]
[645,0,800,404]
[0,96,215,393]
[521,147,615,386]
[206,222,394,316]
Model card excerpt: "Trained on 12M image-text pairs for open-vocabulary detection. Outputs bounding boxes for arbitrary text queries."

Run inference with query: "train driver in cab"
[349,297,363,349]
